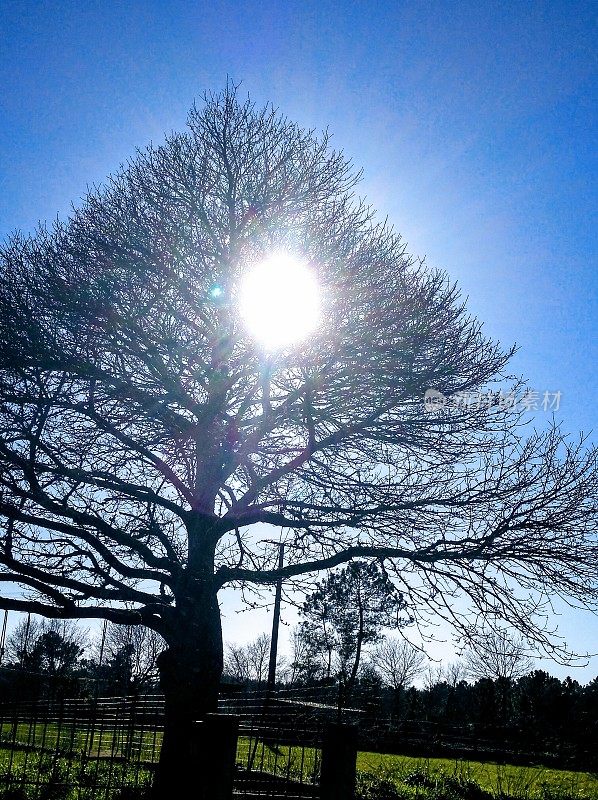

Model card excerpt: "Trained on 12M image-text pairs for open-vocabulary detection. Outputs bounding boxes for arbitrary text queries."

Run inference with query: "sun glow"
[238,253,321,349]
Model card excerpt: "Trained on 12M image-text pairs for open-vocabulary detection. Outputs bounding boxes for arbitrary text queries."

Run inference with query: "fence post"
[191,713,239,800]
[320,723,358,800]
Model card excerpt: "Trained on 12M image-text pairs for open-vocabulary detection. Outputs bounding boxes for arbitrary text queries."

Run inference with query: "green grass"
[0,748,152,800]
[0,724,596,799]
[0,721,161,761]
[0,720,157,800]
[235,736,598,798]
[356,753,598,799]
[235,735,321,783]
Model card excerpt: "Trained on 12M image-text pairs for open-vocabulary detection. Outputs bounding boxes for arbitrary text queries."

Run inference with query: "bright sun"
[239,252,321,349]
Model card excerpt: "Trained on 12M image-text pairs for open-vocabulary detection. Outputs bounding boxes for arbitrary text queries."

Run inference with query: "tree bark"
[152,582,224,799]
[340,589,365,716]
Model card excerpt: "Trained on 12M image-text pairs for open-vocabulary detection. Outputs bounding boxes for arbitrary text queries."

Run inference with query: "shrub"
[374,766,493,800]
[440,774,492,799]
[111,788,152,800]
[538,786,594,800]
[356,770,404,799]
[404,767,436,788]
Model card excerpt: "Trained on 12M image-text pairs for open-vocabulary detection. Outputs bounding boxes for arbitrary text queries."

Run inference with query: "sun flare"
[238,252,321,349]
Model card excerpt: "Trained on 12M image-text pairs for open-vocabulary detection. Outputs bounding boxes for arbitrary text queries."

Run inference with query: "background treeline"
[370,668,598,769]
[0,615,596,770]
[223,631,598,771]
[0,617,162,701]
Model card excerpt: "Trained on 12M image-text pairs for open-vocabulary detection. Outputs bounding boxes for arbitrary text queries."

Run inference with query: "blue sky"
[1,0,596,680]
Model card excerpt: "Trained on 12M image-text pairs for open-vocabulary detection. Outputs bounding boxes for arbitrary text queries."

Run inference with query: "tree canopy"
[0,84,597,793]
[296,560,407,705]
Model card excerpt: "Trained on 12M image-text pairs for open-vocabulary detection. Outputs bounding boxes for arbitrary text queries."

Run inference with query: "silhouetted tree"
[6,618,87,669]
[224,642,251,684]
[298,561,408,710]
[442,660,467,688]
[1,85,597,795]
[224,633,275,685]
[4,618,87,698]
[371,637,427,691]
[99,644,135,696]
[464,629,534,681]
[465,629,534,722]
[289,625,326,685]
[5,617,43,669]
[98,623,163,695]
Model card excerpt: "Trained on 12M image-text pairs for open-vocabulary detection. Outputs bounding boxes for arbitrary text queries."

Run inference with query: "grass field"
[0,749,153,800]
[0,723,597,799]
[0,720,161,760]
[236,737,598,798]
[356,752,598,799]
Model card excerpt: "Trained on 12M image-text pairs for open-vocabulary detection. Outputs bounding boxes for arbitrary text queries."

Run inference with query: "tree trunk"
[152,585,224,799]
[342,596,365,715]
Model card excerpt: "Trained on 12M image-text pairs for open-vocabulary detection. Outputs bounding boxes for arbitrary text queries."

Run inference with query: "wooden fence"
[0,694,358,798]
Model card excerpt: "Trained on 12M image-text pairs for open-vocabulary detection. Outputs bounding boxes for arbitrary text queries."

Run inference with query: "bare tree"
[443,659,467,688]
[224,642,250,683]
[370,637,427,691]
[6,617,87,669]
[246,633,271,684]
[423,663,445,691]
[5,617,42,668]
[224,633,286,685]
[464,629,535,681]
[0,85,597,795]
[99,623,163,693]
[224,633,269,684]
[422,659,466,691]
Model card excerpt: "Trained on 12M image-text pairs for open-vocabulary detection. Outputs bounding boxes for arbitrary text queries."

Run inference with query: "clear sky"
[1,0,596,681]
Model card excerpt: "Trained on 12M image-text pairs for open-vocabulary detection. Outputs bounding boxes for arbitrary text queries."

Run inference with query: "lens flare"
[239,253,321,349]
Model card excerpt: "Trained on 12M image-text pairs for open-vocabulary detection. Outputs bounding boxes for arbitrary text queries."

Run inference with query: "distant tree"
[1,85,597,795]
[289,625,330,685]
[464,630,534,724]
[442,660,467,688]
[4,618,87,698]
[293,609,336,684]
[246,633,271,684]
[423,663,444,691]
[30,629,84,678]
[370,637,427,691]
[99,644,135,696]
[516,669,570,733]
[224,642,250,684]
[5,616,42,669]
[224,633,281,686]
[97,623,163,695]
[357,663,383,688]
[440,660,468,722]
[6,617,87,672]
[580,676,598,768]
[299,561,408,709]
[464,630,534,681]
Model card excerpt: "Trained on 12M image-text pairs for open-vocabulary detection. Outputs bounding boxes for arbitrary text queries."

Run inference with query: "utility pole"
[0,610,8,665]
[267,543,285,692]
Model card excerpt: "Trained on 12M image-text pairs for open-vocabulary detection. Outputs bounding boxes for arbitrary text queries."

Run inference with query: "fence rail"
[0,694,331,799]
[0,696,162,798]
[0,686,590,798]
